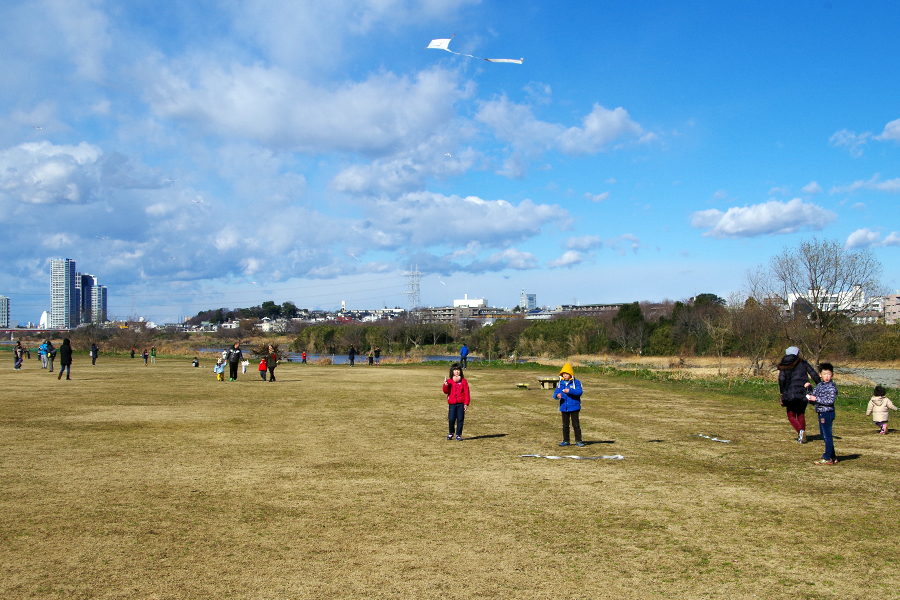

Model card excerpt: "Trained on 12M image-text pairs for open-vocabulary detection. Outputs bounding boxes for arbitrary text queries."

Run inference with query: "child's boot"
[882,424,888,435]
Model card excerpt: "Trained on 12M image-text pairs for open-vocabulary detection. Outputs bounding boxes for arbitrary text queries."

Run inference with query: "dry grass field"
[2,355,898,599]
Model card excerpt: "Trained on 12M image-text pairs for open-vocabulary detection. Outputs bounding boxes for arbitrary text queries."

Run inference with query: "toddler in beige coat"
[866,385,897,435]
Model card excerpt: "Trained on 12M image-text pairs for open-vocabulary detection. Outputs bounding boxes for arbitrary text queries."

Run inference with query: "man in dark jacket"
[226,342,244,381]
[58,338,73,380]
[777,346,821,444]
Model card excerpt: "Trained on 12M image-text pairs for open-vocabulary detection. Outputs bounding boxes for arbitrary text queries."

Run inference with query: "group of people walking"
[14,338,71,379]
[777,345,895,465]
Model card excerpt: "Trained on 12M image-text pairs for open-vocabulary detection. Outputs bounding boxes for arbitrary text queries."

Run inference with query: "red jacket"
[259,359,267,371]
[443,378,470,405]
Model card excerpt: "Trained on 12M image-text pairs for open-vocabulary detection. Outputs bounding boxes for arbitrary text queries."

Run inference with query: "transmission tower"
[404,264,421,317]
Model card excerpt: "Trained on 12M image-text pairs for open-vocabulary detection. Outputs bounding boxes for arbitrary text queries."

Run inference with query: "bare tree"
[748,238,886,363]
[727,294,778,375]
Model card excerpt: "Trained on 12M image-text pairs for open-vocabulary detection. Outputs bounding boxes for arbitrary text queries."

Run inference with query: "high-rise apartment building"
[91,285,108,323]
[0,295,9,328]
[50,258,78,328]
[78,273,99,323]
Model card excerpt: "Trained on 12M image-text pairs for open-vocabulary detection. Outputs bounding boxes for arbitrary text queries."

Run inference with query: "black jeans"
[448,404,465,437]
[229,362,239,380]
[561,410,581,443]
[268,366,276,381]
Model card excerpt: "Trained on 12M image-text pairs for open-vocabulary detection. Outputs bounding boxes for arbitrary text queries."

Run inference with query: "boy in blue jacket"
[554,362,584,447]
[807,362,838,465]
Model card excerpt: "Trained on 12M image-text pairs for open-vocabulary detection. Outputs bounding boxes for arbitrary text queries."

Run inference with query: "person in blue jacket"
[554,362,584,447]
[460,343,469,369]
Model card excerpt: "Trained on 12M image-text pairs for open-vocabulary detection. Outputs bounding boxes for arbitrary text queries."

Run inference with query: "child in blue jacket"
[807,362,838,465]
[554,362,584,447]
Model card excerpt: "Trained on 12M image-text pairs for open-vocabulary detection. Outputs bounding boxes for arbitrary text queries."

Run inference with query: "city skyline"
[1,2,899,324]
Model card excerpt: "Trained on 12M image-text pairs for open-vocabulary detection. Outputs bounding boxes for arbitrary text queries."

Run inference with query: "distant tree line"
[287,296,899,368]
[185,301,301,325]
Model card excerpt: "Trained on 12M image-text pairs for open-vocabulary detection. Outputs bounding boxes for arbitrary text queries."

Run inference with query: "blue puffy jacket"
[553,377,583,413]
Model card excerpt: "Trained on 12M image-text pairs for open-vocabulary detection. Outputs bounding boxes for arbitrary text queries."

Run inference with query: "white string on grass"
[520,454,625,460]
[694,433,731,443]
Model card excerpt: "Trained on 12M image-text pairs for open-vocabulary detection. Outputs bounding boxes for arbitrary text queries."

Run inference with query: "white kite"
[520,454,625,460]
[693,433,731,444]
[426,35,523,64]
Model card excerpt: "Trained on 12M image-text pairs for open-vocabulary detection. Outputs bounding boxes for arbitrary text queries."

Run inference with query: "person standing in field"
[142,349,149,365]
[214,358,225,381]
[777,346,820,444]
[46,340,56,372]
[554,362,585,447]
[90,343,99,366]
[348,345,356,367]
[57,338,73,380]
[259,356,267,381]
[460,343,469,370]
[226,342,244,381]
[266,344,278,382]
[301,351,307,364]
[39,340,49,369]
[374,346,380,365]
[150,347,156,364]
[806,362,838,465]
[443,363,470,441]
[866,385,898,435]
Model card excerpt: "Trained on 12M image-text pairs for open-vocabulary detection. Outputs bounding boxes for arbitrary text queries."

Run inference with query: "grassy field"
[2,356,898,599]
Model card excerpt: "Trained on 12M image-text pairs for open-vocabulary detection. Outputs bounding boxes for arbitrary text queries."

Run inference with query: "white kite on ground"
[694,433,731,443]
[426,35,523,64]
[520,454,625,460]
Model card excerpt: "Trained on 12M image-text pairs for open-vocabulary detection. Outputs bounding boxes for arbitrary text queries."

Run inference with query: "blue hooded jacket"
[553,363,582,412]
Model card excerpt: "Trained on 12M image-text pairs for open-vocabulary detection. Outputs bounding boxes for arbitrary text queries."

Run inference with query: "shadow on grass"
[463,434,507,440]
[836,453,862,463]
[584,440,615,445]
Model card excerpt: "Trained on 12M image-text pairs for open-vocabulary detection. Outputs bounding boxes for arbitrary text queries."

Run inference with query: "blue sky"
[2,0,899,324]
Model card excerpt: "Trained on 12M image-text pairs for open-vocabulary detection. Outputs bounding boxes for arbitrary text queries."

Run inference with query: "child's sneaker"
[798,429,805,444]
[813,458,834,465]
[881,424,888,435]
[447,434,453,440]
[455,435,462,441]
[576,441,586,447]
[558,441,569,447]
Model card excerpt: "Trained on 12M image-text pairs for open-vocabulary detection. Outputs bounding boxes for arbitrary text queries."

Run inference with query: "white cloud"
[874,118,900,142]
[583,191,609,202]
[144,62,468,155]
[690,198,836,238]
[845,228,881,249]
[846,228,900,249]
[566,235,603,251]
[0,141,103,207]
[801,181,822,195]
[768,186,789,196]
[476,96,646,156]
[830,174,900,195]
[711,189,728,200]
[331,139,478,196]
[230,0,479,72]
[354,192,563,250]
[548,250,585,268]
[829,129,871,157]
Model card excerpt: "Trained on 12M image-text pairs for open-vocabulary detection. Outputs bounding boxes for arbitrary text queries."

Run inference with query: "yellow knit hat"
[559,362,574,377]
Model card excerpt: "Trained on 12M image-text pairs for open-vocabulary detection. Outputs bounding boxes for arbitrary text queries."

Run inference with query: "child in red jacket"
[258,357,267,381]
[443,363,470,440]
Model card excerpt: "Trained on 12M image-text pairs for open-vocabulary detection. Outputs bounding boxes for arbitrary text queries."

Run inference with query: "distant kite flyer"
[426,35,523,64]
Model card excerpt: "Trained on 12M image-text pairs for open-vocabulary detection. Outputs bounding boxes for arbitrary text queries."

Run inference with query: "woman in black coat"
[57,338,73,380]
[777,346,821,443]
